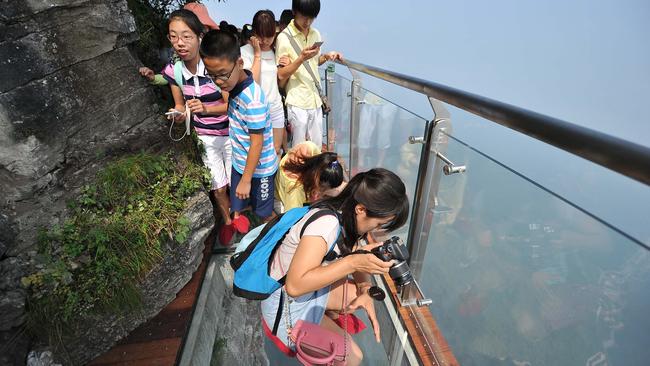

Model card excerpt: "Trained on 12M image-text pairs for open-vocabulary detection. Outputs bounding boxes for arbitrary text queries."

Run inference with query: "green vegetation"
[23,152,210,343]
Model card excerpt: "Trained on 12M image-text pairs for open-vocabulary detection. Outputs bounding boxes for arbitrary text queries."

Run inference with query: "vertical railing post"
[349,73,363,171]
[403,97,451,301]
[325,64,336,152]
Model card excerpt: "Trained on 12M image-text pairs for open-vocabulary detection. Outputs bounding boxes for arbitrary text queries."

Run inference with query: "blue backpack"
[229,206,342,300]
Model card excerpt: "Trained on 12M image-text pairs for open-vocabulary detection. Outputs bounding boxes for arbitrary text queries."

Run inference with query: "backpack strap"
[173,61,185,98]
[298,208,338,238]
[272,290,285,336]
[276,208,340,286]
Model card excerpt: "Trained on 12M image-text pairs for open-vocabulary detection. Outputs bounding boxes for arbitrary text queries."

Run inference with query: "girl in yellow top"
[274,141,344,213]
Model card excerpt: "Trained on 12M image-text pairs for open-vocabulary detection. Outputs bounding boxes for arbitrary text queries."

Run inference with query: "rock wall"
[0,0,162,256]
[0,1,210,364]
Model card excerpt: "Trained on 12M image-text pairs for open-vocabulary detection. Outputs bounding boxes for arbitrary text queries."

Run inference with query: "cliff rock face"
[0,1,210,364]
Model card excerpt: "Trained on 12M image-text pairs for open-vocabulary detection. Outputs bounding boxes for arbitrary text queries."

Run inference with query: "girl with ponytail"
[274,141,344,213]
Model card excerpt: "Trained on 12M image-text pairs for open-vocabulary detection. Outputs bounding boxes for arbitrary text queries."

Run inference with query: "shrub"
[24,153,210,342]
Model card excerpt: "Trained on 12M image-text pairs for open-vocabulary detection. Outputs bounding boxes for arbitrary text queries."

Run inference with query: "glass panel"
[324,74,429,365]
[326,72,352,166]
[350,85,427,241]
[348,85,428,365]
[443,105,650,244]
[419,118,650,365]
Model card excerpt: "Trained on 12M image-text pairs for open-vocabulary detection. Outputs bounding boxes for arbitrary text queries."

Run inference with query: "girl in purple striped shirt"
[163,9,233,236]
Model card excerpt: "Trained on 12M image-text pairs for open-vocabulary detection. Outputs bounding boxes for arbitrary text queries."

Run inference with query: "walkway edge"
[178,255,219,366]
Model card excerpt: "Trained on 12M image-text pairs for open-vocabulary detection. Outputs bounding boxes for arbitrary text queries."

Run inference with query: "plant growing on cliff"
[23,152,209,343]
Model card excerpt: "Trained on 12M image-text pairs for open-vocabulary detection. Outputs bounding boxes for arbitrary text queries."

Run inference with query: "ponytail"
[283,152,343,201]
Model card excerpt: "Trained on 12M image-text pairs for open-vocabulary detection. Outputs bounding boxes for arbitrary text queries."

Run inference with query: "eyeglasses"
[206,62,237,82]
[167,33,196,43]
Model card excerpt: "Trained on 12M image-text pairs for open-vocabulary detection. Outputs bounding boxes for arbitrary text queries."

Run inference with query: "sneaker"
[232,215,250,234]
[218,223,236,247]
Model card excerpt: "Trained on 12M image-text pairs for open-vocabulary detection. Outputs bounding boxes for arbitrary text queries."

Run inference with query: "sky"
[206,0,650,243]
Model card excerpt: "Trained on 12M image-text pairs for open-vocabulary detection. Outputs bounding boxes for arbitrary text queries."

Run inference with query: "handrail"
[335,59,650,186]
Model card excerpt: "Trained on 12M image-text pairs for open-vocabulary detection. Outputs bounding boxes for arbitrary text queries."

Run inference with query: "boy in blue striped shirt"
[201,30,279,245]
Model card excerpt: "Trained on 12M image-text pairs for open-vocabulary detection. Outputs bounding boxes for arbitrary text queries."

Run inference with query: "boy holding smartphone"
[276,0,343,148]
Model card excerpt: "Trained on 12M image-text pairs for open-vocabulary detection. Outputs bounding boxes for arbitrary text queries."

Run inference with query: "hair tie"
[330,160,339,168]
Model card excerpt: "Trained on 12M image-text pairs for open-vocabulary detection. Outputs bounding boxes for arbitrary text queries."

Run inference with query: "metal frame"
[349,69,364,170]
[335,59,650,186]
[324,66,335,151]
[399,98,453,307]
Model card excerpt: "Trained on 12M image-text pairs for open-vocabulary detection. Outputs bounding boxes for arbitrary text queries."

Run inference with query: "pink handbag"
[290,320,347,365]
[286,281,349,366]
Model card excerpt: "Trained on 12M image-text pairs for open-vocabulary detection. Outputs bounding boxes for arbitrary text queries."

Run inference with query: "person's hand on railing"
[324,51,343,62]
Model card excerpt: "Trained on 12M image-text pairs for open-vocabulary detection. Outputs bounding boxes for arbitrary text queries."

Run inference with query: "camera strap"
[323,248,372,262]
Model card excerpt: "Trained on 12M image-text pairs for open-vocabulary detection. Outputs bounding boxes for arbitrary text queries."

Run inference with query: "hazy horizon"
[206,0,650,243]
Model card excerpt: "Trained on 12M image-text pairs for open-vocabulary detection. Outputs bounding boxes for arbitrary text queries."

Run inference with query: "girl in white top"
[260,168,410,365]
[241,10,286,158]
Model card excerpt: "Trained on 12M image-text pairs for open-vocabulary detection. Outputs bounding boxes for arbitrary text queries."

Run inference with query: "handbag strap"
[280,29,324,96]
[272,290,284,336]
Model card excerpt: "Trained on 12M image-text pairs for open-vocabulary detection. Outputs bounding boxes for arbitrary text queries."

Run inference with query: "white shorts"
[269,101,286,129]
[197,134,232,190]
[287,105,323,148]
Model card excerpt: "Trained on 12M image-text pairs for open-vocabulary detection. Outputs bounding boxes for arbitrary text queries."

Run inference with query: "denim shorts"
[230,168,275,218]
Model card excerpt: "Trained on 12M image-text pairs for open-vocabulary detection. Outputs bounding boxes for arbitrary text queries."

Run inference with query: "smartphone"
[311,41,324,49]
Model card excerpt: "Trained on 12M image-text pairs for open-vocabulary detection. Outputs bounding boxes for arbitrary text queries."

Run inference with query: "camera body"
[371,236,413,287]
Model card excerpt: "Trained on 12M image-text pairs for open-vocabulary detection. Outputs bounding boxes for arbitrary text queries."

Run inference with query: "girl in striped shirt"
[163,9,233,233]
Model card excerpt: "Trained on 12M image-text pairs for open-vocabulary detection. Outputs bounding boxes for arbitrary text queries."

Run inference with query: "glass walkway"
[195,58,650,366]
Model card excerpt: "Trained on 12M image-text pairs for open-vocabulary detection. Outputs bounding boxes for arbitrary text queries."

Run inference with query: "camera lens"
[389,261,413,287]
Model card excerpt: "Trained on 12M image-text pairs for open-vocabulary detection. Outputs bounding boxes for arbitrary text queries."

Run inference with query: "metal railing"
[325,57,650,288]
[334,59,650,187]
[322,60,650,365]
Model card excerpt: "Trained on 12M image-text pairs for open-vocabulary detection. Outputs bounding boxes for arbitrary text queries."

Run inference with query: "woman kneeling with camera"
[261,168,409,365]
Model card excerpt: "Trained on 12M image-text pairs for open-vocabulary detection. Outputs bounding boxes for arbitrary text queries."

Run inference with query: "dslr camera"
[371,236,413,287]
